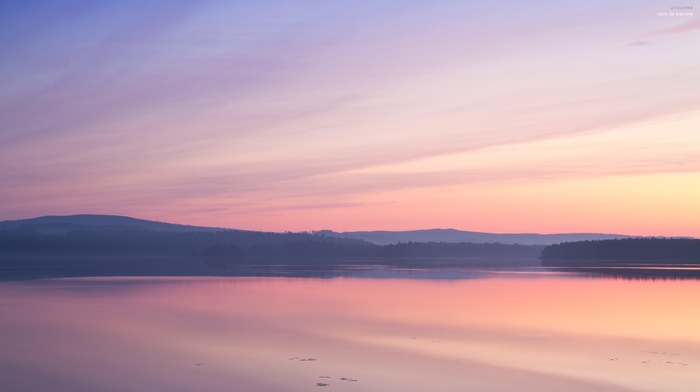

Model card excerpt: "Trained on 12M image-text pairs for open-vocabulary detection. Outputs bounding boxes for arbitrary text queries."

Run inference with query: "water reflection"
[1,275,699,392]
[4,256,700,281]
[545,266,700,281]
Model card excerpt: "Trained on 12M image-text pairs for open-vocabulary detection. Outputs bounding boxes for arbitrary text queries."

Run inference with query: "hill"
[316,229,630,246]
[2,215,632,245]
[0,214,225,233]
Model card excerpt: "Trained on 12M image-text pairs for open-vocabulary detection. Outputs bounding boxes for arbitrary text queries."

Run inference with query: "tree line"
[0,229,543,262]
[541,238,700,265]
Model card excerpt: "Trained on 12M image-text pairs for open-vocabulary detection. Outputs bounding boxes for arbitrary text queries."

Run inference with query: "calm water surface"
[1,268,699,392]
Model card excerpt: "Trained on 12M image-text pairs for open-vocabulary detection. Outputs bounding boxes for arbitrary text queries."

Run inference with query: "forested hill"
[541,238,700,265]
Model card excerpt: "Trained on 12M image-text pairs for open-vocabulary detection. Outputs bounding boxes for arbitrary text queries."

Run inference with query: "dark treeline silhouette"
[0,229,544,259]
[4,229,699,280]
[541,238,700,266]
[0,229,365,257]
[201,240,544,266]
[0,229,543,280]
[381,241,542,258]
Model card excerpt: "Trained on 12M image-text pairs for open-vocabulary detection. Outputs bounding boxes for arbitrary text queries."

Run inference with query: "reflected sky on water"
[1,271,699,392]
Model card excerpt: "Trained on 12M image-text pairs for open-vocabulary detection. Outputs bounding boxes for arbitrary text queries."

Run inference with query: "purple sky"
[1,1,698,235]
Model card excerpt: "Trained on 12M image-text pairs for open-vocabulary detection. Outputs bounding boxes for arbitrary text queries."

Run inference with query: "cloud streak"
[643,19,700,39]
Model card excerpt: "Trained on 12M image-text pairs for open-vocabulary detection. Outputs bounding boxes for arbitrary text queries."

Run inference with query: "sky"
[0,0,698,236]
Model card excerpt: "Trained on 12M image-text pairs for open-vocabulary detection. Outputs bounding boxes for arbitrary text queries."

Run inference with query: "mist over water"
[1,269,699,392]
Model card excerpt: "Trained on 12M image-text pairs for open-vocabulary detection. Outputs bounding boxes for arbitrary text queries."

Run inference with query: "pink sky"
[0,1,698,236]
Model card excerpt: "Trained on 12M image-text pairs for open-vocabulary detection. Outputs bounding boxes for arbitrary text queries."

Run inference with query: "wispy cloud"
[643,19,700,39]
[624,40,651,47]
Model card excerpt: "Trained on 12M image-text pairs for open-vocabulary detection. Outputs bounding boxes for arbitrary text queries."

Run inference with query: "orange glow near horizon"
[145,170,699,237]
[61,110,699,237]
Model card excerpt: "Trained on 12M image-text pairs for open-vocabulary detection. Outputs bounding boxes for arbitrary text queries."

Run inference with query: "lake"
[1,266,699,392]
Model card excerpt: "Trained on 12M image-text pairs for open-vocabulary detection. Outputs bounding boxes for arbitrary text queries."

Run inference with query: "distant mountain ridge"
[0,214,228,233]
[0,214,634,245]
[316,229,632,246]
